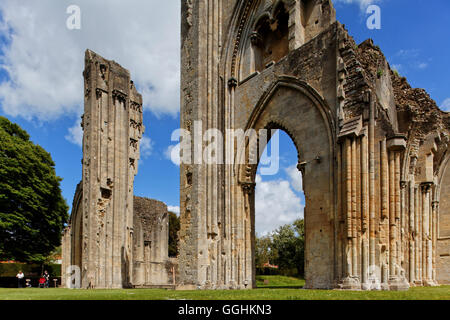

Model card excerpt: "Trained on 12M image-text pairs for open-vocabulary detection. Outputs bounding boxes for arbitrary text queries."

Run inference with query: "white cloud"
[168,206,180,216]
[285,164,303,192]
[395,49,420,58]
[0,0,180,126]
[255,174,304,236]
[65,116,83,147]
[140,136,153,159]
[441,98,450,112]
[417,62,428,70]
[164,144,180,166]
[392,49,430,72]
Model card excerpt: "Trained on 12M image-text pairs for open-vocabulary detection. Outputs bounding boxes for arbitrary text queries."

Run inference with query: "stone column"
[351,138,358,278]
[346,138,353,277]
[368,92,376,280]
[416,185,423,285]
[361,133,370,289]
[242,182,255,289]
[61,227,71,288]
[409,180,415,284]
[432,200,439,284]
[400,180,407,275]
[387,135,409,290]
[336,144,344,281]
[341,137,360,289]
[380,139,389,290]
[421,182,435,286]
[389,151,396,277]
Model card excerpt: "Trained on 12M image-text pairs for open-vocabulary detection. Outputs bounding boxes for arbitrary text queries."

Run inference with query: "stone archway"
[236,79,336,289]
[437,153,450,284]
[178,0,449,291]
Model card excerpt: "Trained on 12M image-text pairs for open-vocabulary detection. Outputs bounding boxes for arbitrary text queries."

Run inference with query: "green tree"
[271,219,305,276]
[0,116,68,263]
[168,211,180,257]
[255,235,274,268]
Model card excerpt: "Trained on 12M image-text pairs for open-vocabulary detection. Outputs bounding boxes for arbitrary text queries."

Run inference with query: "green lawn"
[0,276,449,300]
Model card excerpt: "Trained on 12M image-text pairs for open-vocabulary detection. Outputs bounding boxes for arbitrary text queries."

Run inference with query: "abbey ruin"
[61,50,172,289]
[178,0,450,290]
[63,0,450,291]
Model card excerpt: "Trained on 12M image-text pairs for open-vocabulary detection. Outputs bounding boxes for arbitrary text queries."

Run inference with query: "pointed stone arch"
[232,76,337,289]
[236,76,335,185]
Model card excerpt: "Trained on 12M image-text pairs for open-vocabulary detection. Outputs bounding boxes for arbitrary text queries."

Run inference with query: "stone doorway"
[238,80,336,289]
[254,130,305,283]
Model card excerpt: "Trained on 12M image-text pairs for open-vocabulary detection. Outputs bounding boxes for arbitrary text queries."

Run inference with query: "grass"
[0,276,449,300]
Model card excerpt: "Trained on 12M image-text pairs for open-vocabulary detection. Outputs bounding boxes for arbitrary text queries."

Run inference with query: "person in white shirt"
[16,271,25,288]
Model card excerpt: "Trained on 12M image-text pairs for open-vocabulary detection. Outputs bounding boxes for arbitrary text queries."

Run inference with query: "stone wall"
[133,197,171,286]
[62,51,174,289]
[179,0,449,290]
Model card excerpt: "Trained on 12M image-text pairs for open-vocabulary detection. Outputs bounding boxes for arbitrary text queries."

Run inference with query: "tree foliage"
[255,219,305,276]
[0,116,68,263]
[168,211,180,257]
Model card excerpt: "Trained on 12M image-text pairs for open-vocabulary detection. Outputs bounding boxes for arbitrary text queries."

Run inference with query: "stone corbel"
[297,161,307,176]
[432,201,439,210]
[112,90,127,104]
[241,182,256,195]
[420,182,433,193]
[228,77,238,89]
[400,181,407,190]
[250,31,263,47]
[130,101,142,113]
[337,116,363,142]
[387,134,407,152]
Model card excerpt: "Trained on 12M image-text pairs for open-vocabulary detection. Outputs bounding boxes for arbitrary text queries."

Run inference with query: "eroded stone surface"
[179,0,450,290]
[61,51,171,289]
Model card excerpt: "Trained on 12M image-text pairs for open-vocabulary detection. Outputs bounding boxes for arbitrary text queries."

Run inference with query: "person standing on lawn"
[16,271,25,288]
[43,270,50,288]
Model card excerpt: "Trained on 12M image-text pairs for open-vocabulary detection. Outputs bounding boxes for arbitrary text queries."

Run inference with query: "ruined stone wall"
[438,157,450,284]
[133,197,170,286]
[180,0,449,290]
[63,50,144,289]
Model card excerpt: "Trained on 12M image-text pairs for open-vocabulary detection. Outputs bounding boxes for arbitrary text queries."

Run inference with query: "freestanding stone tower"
[62,50,172,289]
[179,0,450,290]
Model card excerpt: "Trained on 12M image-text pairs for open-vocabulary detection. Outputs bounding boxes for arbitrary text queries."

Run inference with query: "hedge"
[0,263,61,278]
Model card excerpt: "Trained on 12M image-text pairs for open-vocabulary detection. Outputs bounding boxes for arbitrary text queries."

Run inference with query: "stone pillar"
[409,180,415,284]
[432,200,439,284]
[351,138,358,278]
[70,50,144,289]
[387,135,409,290]
[242,182,255,289]
[421,182,436,286]
[341,137,360,289]
[415,185,422,285]
[380,139,389,290]
[368,92,376,280]
[61,227,71,288]
[388,151,396,277]
[361,133,370,289]
[336,144,344,281]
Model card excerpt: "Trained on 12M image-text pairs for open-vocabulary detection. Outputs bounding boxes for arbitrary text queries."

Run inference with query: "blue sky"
[0,0,448,235]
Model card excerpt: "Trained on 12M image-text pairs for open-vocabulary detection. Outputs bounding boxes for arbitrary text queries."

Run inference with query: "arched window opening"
[251,3,289,72]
